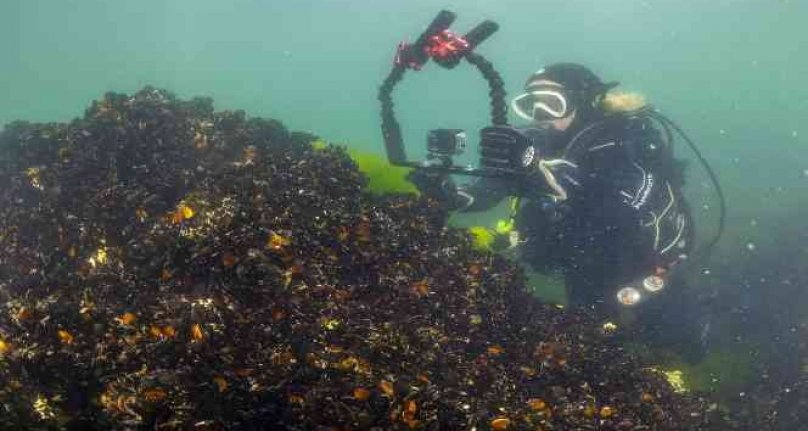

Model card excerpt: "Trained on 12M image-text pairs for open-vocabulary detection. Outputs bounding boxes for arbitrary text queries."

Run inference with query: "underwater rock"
[0,87,724,430]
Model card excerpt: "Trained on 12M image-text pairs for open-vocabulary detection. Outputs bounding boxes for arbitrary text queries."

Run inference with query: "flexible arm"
[407,168,513,212]
[455,177,512,212]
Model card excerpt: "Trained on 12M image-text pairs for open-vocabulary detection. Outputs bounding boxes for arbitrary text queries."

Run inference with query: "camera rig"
[378,10,537,179]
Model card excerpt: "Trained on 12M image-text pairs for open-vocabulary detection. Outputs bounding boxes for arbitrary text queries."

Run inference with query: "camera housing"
[427,128,467,157]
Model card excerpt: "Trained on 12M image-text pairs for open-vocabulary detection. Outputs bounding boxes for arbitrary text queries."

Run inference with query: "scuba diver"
[410,63,694,317]
[380,11,724,359]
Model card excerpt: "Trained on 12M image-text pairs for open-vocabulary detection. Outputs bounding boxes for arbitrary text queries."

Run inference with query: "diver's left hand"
[535,158,580,202]
[407,168,459,205]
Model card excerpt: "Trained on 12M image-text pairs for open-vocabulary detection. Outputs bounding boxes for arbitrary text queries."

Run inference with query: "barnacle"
[270,307,286,321]
[237,145,259,166]
[194,131,209,149]
[491,416,511,430]
[160,268,173,281]
[192,298,216,310]
[177,196,236,239]
[87,242,109,268]
[487,344,504,356]
[402,399,419,428]
[79,292,95,318]
[162,325,177,338]
[25,166,44,190]
[645,367,688,393]
[142,387,168,403]
[520,366,537,377]
[190,324,205,341]
[14,306,33,322]
[321,318,340,331]
[221,251,238,268]
[135,207,149,222]
[335,356,359,372]
[583,403,596,418]
[100,386,140,421]
[535,341,569,368]
[378,380,395,398]
[117,312,137,326]
[173,203,195,224]
[333,355,371,376]
[0,338,12,355]
[410,279,430,297]
[270,346,297,366]
[147,324,177,340]
[353,387,371,401]
[267,231,291,250]
[336,225,350,242]
[213,376,228,393]
[601,321,618,335]
[282,263,302,287]
[33,394,56,420]
[355,220,372,242]
[57,329,74,344]
[527,398,546,411]
[599,405,615,418]
[662,370,688,393]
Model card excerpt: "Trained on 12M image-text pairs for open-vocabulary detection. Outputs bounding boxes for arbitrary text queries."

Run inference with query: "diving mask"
[511,85,574,122]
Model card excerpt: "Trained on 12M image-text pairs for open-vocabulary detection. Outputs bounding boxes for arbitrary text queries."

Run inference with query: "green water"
[3,0,806,224]
[3,0,808,398]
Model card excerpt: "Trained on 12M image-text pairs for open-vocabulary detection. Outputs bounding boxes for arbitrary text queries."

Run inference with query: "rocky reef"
[0,88,723,430]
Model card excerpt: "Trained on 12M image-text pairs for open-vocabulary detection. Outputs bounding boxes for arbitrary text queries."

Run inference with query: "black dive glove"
[479,126,537,172]
[407,168,463,208]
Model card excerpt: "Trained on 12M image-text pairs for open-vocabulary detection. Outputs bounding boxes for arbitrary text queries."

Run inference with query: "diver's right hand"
[407,168,459,205]
[479,126,536,171]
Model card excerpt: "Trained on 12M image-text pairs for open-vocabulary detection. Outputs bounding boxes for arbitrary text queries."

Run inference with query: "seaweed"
[347,148,419,196]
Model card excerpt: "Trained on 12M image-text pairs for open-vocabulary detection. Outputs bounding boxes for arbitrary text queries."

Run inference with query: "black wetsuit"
[455,113,694,313]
